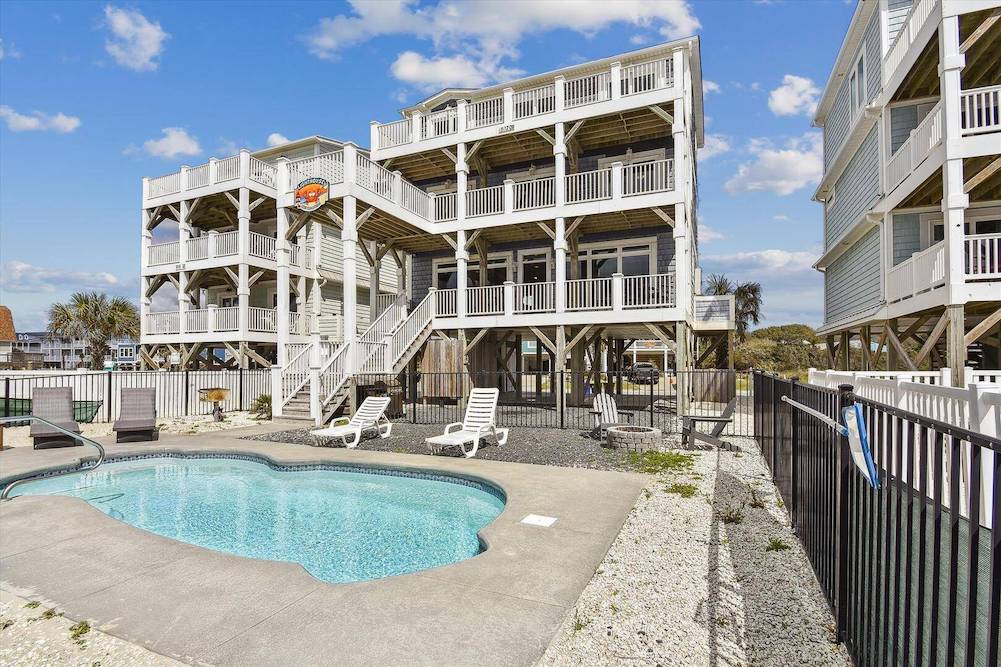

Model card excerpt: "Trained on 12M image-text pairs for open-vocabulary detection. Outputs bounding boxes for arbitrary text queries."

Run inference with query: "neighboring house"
[141,38,734,422]
[11,332,137,370]
[813,0,1001,384]
[0,306,14,364]
[140,136,403,371]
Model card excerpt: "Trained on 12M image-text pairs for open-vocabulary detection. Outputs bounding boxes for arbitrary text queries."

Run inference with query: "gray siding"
[825,126,881,248]
[892,213,921,265]
[824,9,882,171]
[314,222,399,291]
[887,0,914,44]
[889,102,935,153]
[825,227,882,324]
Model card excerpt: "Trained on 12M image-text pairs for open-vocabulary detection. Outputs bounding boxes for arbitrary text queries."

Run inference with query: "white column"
[177,199,191,334]
[140,209,151,334]
[411,111,422,144]
[276,203,291,365]
[237,186,251,341]
[502,87,514,125]
[456,229,468,318]
[456,99,468,133]
[554,75,565,112]
[455,142,468,222]
[610,61,622,100]
[554,217,567,313]
[672,94,692,320]
[939,15,969,298]
[369,241,381,317]
[369,121,380,153]
[554,123,566,206]
[342,195,359,371]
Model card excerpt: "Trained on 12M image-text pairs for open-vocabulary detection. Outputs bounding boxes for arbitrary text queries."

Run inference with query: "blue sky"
[0,0,855,331]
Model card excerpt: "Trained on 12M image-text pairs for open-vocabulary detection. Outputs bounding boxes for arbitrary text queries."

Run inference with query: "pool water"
[14,456,505,583]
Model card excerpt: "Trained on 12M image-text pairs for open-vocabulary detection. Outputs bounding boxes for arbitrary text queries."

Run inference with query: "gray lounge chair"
[113,388,159,442]
[30,387,82,449]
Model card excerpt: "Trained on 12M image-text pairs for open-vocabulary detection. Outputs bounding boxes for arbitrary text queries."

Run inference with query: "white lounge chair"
[590,392,634,440]
[425,388,509,458]
[310,396,393,448]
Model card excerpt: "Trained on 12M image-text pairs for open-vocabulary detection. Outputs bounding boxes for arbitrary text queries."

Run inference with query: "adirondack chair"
[311,396,393,448]
[591,392,634,440]
[682,398,738,450]
[425,388,508,458]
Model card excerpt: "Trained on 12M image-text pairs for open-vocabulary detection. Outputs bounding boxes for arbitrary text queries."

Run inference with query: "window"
[849,53,865,114]
[434,255,511,289]
[118,347,134,359]
[571,240,656,279]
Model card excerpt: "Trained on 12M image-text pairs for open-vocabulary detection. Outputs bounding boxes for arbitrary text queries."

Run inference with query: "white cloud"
[704,248,817,274]
[266,132,290,147]
[0,39,23,60]
[142,127,201,159]
[768,74,819,117]
[103,5,169,71]
[699,224,724,243]
[306,0,700,89]
[215,138,239,155]
[698,133,730,160]
[703,79,720,94]
[0,106,80,133]
[773,214,791,222]
[724,132,822,196]
[1,261,121,294]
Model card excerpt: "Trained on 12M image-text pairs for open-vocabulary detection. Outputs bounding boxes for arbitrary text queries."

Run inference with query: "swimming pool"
[13,455,505,583]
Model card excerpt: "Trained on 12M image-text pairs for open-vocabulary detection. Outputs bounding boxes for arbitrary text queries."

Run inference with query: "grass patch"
[718,504,745,524]
[748,485,766,509]
[0,619,13,631]
[572,610,590,634]
[766,537,791,552]
[666,482,698,498]
[626,450,694,474]
[70,620,91,646]
[24,601,40,609]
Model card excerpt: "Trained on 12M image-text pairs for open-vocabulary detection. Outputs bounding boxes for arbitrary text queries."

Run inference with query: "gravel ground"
[244,422,665,471]
[0,589,182,667]
[540,436,852,667]
[1,411,266,449]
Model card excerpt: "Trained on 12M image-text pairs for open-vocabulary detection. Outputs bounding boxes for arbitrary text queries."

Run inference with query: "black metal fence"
[353,369,753,436]
[753,370,1001,666]
[1,370,271,423]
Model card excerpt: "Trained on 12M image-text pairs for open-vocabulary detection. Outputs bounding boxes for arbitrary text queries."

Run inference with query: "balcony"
[886,234,1000,303]
[885,100,942,196]
[883,0,938,87]
[146,231,313,271]
[370,55,675,155]
[145,151,278,203]
[144,307,311,338]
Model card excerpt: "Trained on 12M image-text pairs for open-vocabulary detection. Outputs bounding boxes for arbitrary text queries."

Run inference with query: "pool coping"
[0,427,647,666]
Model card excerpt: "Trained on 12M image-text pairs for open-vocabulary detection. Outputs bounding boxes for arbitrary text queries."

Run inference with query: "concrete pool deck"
[0,425,647,666]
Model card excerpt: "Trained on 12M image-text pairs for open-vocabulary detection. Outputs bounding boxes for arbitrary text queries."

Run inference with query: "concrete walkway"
[0,426,645,666]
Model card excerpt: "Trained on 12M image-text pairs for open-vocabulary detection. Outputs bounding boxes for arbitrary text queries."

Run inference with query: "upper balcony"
[370,54,679,160]
[144,150,279,207]
[144,231,313,275]
[886,232,1000,306]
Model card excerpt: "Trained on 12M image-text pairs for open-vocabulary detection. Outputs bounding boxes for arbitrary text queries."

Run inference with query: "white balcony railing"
[466,285,505,316]
[249,307,278,333]
[186,164,210,189]
[565,71,612,109]
[513,177,555,211]
[378,118,412,149]
[146,152,278,203]
[466,184,504,217]
[148,171,181,198]
[249,232,277,261]
[435,289,457,317]
[885,101,942,194]
[145,311,180,334]
[148,241,179,266]
[966,233,1001,279]
[622,159,674,196]
[216,231,239,256]
[186,235,209,260]
[887,240,946,303]
[466,96,504,129]
[513,84,555,120]
[960,85,1001,136]
[621,59,673,96]
[421,107,457,140]
[289,311,304,335]
[566,168,613,204]
[216,155,240,181]
[623,273,675,308]
[514,282,556,313]
[185,308,209,333]
[566,277,612,311]
[249,157,278,188]
[433,192,457,222]
[288,151,344,188]
[216,307,239,331]
[884,0,938,84]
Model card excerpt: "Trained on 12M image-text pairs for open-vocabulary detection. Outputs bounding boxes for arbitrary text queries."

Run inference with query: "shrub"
[251,394,272,420]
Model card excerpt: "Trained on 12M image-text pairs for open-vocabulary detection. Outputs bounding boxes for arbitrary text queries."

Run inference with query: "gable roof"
[0,306,15,342]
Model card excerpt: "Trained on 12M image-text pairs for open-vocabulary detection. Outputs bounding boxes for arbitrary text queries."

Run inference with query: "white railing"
[565,168,612,203]
[249,157,277,188]
[357,340,389,374]
[287,151,344,192]
[466,96,504,129]
[466,285,505,316]
[466,185,504,217]
[216,231,239,256]
[433,192,457,222]
[400,179,430,218]
[960,84,1001,136]
[145,311,179,334]
[374,293,401,318]
[435,289,457,317]
[694,295,733,324]
[389,292,434,366]
[566,277,612,311]
[215,307,239,331]
[885,101,942,193]
[514,282,556,313]
[185,309,209,333]
[513,84,555,119]
[884,0,938,83]
[621,58,673,96]
[216,155,240,181]
[966,233,1001,279]
[355,153,397,201]
[288,311,304,335]
[281,342,313,407]
[622,159,674,196]
[564,71,611,108]
[513,177,555,211]
[421,107,457,140]
[290,243,302,267]
[378,118,412,148]
[319,342,350,406]
[147,241,179,266]
[887,240,946,302]
[361,294,408,345]
[249,232,277,261]
[248,307,277,333]
[186,163,210,189]
[186,236,209,260]
[148,172,181,198]
[623,273,675,308]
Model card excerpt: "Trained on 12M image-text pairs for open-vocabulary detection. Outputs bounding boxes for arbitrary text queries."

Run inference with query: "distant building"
[12,332,138,370]
[0,306,14,365]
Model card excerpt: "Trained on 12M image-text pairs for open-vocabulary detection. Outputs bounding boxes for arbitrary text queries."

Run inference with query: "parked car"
[628,362,660,384]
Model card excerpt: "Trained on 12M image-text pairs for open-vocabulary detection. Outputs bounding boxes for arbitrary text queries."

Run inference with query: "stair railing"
[280,342,313,408]
[389,292,435,368]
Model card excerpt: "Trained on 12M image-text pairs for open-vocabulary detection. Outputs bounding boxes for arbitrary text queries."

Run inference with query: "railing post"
[209,157,218,184]
[410,111,422,144]
[611,161,623,200]
[834,383,854,642]
[369,121,380,152]
[342,143,358,183]
[503,281,515,317]
[106,371,113,422]
[611,272,624,311]
[456,99,467,133]
[208,304,217,333]
[428,192,437,222]
[392,170,404,205]
[428,287,438,319]
[789,377,799,526]
[940,367,952,386]
[184,369,190,415]
[554,75,565,113]
[180,165,189,193]
[271,364,283,417]
[502,87,514,125]
[503,179,515,214]
[610,61,622,100]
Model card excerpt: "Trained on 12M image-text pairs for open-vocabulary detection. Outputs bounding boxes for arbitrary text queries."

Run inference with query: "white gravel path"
[540,437,852,666]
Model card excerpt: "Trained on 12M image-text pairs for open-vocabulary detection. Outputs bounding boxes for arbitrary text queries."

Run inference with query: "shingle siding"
[825,227,882,324]
[825,126,881,248]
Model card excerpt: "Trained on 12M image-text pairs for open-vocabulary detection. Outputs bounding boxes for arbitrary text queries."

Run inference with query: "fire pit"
[198,387,230,422]
[606,425,662,452]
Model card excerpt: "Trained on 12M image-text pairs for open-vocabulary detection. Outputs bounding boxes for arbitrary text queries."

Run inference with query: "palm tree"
[703,273,763,367]
[48,292,139,370]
